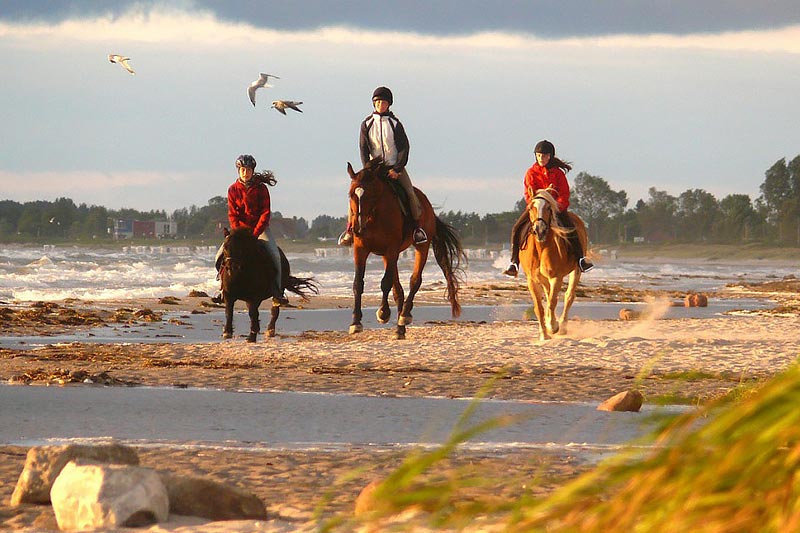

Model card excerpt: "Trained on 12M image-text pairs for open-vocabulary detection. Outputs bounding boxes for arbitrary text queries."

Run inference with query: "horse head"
[528,187,569,243]
[346,159,391,235]
[221,227,259,280]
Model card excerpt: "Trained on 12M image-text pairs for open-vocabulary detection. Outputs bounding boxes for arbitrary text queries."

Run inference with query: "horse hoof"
[221,331,232,339]
[376,308,390,324]
[398,314,412,326]
[247,334,257,343]
[349,324,363,335]
[394,330,406,340]
[267,329,276,338]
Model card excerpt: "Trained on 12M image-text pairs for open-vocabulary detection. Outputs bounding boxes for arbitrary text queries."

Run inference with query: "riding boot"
[413,222,428,244]
[563,217,594,273]
[338,221,353,246]
[503,211,528,277]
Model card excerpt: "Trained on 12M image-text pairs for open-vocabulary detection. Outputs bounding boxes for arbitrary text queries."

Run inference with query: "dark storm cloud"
[4,0,800,37]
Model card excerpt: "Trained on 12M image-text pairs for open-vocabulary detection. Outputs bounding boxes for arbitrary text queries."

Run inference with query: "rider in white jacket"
[338,86,427,246]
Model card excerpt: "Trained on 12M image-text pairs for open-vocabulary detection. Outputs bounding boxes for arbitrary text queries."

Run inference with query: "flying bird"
[248,73,280,106]
[108,54,135,75]
[271,100,303,115]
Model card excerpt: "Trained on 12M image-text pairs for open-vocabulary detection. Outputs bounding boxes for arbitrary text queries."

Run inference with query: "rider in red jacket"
[503,140,593,276]
[214,154,288,306]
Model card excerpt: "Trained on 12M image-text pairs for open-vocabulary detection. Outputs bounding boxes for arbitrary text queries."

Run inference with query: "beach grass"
[340,359,800,531]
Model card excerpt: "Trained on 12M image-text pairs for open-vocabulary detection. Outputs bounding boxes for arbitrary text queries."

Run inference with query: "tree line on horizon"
[1,155,799,246]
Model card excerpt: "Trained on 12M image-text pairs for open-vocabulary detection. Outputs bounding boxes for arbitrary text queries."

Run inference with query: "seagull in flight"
[248,73,280,106]
[108,54,135,75]
[271,100,303,115]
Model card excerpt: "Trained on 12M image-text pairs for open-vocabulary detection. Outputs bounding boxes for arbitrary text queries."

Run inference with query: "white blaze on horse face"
[354,187,364,198]
[531,197,550,241]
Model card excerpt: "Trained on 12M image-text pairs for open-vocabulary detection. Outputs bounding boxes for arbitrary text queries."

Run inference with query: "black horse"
[219,227,317,342]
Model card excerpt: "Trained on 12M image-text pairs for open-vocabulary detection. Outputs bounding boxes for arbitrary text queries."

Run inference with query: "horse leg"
[246,300,260,343]
[558,269,581,335]
[399,243,430,327]
[546,277,563,336]
[392,268,405,320]
[376,256,397,324]
[222,296,234,339]
[267,300,280,338]
[350,247,368,334]
[526,274,549,341]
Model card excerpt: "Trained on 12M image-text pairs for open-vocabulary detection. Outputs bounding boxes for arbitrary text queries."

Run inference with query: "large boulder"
[11,443,139,505]
[597,390,644,412]
[354,479,382,517]
[161,474,267,521]
[50,461,169,531]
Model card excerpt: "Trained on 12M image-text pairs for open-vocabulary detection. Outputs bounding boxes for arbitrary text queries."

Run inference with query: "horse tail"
[432,216,467,318]
[285,275,320,301]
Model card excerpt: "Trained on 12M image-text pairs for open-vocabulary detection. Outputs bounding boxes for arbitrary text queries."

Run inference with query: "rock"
[597,390,644,412]
[618,308,641,321]
[50,462,168,531]
[11,443,139,505]
[684,293,709,307]
[161,474,267,521]
[354,479,382,516]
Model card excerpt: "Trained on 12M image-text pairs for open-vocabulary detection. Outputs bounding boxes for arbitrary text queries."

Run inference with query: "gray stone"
[11,443,139,505]
[597,390,644,412]
[162,473,267,521]
[50,461,168,531]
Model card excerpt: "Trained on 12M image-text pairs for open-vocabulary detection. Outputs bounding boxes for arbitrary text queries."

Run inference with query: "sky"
[2,1,800,221]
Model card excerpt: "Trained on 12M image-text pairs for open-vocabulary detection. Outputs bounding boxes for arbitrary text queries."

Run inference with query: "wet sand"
[1,278,799,531]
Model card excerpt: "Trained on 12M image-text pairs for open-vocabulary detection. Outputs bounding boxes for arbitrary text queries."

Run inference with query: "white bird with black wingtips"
[271,100,303,115]
[108,54,135,75]
[248,73,280,106]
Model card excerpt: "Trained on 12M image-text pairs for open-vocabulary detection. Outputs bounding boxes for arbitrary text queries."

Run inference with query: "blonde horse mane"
[529,187,572,239]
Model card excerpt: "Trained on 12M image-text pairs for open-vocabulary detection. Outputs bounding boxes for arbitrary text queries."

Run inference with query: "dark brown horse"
[346,159,466,339]
[518,188,588,340]
[219,227,317,342]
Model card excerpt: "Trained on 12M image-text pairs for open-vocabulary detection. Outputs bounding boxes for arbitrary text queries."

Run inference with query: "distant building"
[113,219,178,239]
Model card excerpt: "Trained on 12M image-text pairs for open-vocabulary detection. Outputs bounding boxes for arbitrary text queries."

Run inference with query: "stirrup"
[413,227,428,244]
[502,263,518,278]
[337,230,353,246]
[579,258,594,273]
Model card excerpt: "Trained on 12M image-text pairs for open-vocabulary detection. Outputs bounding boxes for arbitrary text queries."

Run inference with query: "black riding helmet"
[534,140,555,155]
[372,86,393,105]
[235,154,257,170]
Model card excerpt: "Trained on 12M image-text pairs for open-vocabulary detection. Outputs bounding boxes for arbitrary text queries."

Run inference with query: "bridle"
[529,195,552,242]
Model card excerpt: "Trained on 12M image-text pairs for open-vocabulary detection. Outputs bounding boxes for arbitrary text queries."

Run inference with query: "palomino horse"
[518,188,589,340]
[219,227,317,342]
[346,159,466,339]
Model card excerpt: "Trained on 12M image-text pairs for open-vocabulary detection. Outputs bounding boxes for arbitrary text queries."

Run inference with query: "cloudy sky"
[2,1,800,220]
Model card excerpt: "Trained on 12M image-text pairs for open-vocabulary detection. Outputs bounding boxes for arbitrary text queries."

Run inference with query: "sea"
[0,243,796,303]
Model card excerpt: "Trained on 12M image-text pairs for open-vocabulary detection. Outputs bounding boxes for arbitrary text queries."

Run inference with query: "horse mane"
[531,188,572,239]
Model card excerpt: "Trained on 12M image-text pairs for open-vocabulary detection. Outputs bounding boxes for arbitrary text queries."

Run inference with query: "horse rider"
[214,154,288,306]
[503,139,594,277]
[338,86,428,246]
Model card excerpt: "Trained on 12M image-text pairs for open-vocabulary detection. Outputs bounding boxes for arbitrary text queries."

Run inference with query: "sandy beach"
[1,278,799,531]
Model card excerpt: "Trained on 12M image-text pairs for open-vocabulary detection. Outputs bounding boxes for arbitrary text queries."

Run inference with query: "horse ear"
[223,227,230,237]
[347,162,356,180]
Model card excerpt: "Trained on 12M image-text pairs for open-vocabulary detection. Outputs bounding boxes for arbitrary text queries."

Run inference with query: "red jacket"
[227,179,271,237]
[523,163,570,212]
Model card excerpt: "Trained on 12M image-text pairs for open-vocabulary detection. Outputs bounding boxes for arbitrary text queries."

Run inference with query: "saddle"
[381,175,414,238]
